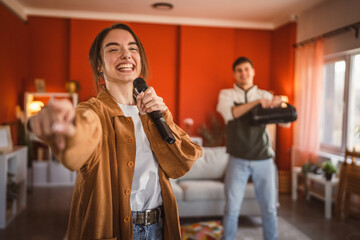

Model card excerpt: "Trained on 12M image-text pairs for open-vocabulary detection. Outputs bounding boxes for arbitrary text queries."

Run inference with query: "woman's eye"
[109,48,117,52]
[129,47,138,52]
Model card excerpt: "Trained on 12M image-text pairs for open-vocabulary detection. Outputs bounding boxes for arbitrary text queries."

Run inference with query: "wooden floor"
[0,187,359,240]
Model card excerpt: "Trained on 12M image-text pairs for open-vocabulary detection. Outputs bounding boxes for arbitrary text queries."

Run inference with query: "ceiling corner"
[1,0,27,21]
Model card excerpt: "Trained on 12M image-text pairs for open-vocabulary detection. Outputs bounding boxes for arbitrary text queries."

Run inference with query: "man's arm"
[232,97,280,118]
[232,99,262,118]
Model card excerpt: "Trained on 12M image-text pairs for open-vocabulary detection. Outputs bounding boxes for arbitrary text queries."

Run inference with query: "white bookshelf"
[0,146,28,229]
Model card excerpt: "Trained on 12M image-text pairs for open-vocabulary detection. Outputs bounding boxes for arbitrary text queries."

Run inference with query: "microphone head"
[133,77,148,94]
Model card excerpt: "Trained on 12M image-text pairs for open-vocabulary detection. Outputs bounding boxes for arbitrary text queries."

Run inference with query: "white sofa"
[170,146,261,217]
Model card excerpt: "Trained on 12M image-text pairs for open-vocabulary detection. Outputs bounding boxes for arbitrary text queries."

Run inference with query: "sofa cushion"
[178,180,257,201]
[179,180,224,201]
[170,179,184,201]
[179,146,229,180]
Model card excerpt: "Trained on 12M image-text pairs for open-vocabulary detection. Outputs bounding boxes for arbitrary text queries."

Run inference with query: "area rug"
[180,217,310,240]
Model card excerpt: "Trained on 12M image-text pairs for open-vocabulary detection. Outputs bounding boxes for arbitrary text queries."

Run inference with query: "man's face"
[233,62,255,87]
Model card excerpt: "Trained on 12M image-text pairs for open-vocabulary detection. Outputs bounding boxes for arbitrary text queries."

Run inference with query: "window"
[348,54,360,150]
[320,50,360,154]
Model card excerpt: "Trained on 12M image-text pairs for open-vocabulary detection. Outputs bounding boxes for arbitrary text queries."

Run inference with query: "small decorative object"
[183,118,194,135]
[322,161,337,181]
[301,161,319,194]
[197,113,225,147]
[66,80,80,93]
[302,162,321,176]
[0,125,13,152]
[181,221,223,240]
[34,78,46,92]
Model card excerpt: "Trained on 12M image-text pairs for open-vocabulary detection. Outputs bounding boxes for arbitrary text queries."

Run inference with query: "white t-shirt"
[117,103,163,211]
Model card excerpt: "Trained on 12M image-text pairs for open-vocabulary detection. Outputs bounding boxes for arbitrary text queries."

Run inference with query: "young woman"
[28,23,203,240]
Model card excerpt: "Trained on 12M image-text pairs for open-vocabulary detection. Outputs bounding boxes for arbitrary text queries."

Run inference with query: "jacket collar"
[234,84,257,95]
[97,87,126,117]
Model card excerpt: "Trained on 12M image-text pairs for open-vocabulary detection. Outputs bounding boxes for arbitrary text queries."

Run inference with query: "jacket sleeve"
[48,106,102,171]
[140,109,203,179]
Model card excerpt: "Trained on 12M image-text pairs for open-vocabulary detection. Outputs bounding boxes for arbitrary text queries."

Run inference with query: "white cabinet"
[0,146,28,229]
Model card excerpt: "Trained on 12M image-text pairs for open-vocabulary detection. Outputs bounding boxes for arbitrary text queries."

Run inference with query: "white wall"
[297,0,360,55]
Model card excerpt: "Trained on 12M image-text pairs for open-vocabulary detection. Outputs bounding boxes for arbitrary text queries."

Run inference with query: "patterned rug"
[181,217,311,240]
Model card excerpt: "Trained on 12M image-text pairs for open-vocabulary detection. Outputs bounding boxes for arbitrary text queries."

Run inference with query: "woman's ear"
[98,64,104,78]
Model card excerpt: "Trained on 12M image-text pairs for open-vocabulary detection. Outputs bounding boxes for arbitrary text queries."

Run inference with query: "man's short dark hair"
[232,57,253,71]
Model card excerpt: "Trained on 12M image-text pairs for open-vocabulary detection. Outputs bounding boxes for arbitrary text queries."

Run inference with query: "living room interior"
[0,0,359,239]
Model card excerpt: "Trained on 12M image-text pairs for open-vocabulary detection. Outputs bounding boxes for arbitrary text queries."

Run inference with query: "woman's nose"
[120,49,131,59]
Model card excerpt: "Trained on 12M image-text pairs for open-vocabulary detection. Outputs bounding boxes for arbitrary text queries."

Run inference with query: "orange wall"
[0,4,28,129]
[234,29,272,91]
[27,17,70,93]
[179,26,235,133]
[271,22,297,170]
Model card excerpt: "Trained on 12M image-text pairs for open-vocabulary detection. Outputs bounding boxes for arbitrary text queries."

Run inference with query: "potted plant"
[322,161,337,181]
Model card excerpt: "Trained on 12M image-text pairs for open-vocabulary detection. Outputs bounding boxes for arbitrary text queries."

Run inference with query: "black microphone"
[133,77,175,144]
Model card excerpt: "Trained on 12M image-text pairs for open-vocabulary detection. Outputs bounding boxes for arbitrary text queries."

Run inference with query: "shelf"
[0,147,28,229]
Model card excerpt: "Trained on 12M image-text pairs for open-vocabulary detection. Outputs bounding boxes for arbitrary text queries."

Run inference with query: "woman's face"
[101,29,141,84]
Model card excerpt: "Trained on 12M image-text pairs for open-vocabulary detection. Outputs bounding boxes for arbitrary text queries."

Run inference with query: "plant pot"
[324,173,333,181]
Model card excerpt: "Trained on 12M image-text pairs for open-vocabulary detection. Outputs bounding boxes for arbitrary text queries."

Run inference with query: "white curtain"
[292,39,324,167]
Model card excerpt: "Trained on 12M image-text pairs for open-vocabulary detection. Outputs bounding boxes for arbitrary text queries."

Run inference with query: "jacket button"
[125,189,131,195]
[128,137,134,143]
[124,216,130,223]
[127,161,134,168]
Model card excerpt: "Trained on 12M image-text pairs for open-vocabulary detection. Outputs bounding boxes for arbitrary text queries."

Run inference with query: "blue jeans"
[132,210,163,240]
[223,156,278,240]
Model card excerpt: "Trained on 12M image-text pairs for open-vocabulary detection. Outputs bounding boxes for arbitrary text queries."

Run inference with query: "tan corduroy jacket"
[48,88,203,240]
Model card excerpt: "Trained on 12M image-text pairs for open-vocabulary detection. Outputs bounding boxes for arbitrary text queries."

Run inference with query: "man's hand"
[259,96,282,108]
[258,98,272,108]
[136,87,167,115]
[29,99,76,150]
[270,96,282,108]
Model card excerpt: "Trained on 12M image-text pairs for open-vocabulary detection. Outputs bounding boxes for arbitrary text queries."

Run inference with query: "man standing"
[217,57,282,240]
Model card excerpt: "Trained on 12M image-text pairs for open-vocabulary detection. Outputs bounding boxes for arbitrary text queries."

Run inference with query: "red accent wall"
[27,17,70,93]
[0,4,29,142]
[234,29,272,91]
[178,26,235,133]
[270,22,297,170]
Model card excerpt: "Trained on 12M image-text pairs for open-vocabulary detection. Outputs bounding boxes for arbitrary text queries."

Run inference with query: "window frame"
[321,48,360,155]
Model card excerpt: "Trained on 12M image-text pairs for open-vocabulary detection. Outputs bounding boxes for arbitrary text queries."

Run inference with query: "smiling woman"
[89,24,149,92]
[26,23,203,240]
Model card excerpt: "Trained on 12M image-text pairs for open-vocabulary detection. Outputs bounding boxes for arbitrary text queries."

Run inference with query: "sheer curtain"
[292,39,324,167]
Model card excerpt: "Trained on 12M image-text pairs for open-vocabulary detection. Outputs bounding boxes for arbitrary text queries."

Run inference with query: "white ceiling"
[2,0,328,29]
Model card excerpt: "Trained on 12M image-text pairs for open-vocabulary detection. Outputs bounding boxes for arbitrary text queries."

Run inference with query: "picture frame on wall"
[0,125,13,152]
[35,78,46,92]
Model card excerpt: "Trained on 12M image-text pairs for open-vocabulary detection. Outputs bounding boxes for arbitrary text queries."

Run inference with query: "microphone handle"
[149,111,176,144]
